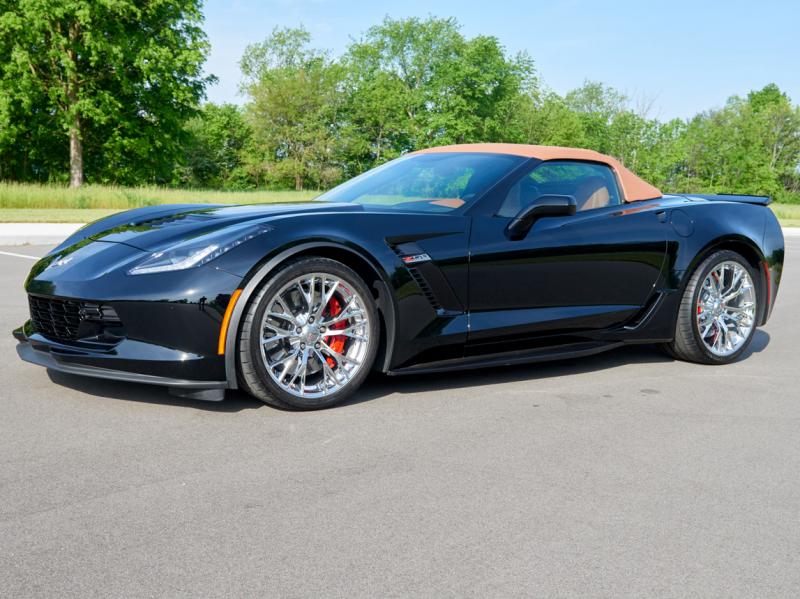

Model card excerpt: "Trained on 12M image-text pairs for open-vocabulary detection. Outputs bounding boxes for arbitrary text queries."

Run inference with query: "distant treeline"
[1,9,799,202]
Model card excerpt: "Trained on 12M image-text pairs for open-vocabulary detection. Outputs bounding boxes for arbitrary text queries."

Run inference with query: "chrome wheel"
[696,260,756,357]
[258,273,371,399]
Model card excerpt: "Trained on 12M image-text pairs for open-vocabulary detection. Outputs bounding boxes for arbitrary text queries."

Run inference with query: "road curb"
[1,222,799,246]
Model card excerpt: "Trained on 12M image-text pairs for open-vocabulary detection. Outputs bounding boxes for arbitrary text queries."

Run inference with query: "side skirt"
[386,340,625,376]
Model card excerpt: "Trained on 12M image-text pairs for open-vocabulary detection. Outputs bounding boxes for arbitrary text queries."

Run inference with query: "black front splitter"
[15,339,228,401]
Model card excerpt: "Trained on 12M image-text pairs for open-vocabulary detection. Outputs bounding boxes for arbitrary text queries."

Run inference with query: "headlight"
[128,223,272,275]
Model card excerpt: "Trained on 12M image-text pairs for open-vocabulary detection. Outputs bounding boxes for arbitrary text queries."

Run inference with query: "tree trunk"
[66,22,83,188]
[69,117,83,188]
[295,172,303,191]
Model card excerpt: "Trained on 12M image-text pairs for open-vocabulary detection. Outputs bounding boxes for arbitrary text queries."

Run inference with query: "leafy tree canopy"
[1,12,798,203]
[0,0,213,186]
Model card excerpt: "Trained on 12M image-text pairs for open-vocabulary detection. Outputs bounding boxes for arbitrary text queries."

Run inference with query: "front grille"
[28,295,121,342]
[29,296,82,340]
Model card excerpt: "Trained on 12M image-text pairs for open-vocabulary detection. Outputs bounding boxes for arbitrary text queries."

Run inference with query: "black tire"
[237,256,379,410]
[660,250,758,364]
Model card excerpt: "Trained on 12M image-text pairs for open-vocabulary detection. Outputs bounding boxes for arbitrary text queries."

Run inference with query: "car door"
[467,160,667,345]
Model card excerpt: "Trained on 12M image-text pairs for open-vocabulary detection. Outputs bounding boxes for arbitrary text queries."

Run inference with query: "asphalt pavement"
[1,241,799,598]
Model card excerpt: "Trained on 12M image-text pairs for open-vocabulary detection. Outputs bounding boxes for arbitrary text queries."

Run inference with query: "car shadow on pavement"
[45,331,770,412]
[343,330,772,407]
[46,370,264,412]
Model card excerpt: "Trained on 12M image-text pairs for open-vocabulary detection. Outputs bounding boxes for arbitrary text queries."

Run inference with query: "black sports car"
[14,144,785,409]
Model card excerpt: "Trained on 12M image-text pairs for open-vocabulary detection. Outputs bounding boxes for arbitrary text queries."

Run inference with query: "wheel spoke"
[322,306,364,327]
[722,269,743,297]
[327,322,365,335]
[308,275,317,313]
[321,342,361,366]
[264,320,294,334]
[257,271,371,399]
[287,349,309,386]
[266,310,297,327]
[262,333,292,346]
[275,350,300,382]
[696,261,756,357]
[714,322,724,352]
[315,279,340,319]
[718,318,730,351]
[315,349,343,392]
[725,302,754,313]
[722,287,743,303]
[296,278,312,313]
[338,332,368,342]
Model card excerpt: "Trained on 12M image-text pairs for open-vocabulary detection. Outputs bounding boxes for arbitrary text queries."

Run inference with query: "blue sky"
[202,0,800,120]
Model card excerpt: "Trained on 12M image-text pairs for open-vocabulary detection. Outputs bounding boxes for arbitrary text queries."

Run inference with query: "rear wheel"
[661,250,758,364]
[237,257,379,409]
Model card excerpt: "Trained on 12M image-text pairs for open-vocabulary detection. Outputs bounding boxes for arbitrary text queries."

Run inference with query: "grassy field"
[0,182,317,209]
[0,182,798,226]
[0,183,318,222]
[769,203,800,227]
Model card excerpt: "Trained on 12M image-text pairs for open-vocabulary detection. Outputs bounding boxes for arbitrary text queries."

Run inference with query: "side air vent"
[389,242,463,314]
[624,292,664,330]
[406,266,443,311]
[390,243,442,311]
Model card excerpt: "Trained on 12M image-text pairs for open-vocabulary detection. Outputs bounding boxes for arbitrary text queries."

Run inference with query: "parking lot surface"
[1,241,799,598]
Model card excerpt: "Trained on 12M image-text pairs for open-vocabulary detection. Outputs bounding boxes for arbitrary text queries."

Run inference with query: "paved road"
[1,242,799,598]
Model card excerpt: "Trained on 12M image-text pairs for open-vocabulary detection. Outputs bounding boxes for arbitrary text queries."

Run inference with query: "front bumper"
[14,324,229,401]
[16,238,247,401]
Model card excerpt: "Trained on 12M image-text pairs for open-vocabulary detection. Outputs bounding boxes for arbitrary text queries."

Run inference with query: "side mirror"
[506,194,577,240]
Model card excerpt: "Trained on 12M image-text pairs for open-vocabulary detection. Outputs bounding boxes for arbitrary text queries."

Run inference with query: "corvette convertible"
[14,144,784,409]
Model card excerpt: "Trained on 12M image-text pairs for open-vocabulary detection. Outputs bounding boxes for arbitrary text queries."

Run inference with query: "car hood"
[51,202,364,253]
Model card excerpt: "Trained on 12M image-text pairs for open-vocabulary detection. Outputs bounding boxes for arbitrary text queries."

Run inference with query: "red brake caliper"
[322,295,347,368]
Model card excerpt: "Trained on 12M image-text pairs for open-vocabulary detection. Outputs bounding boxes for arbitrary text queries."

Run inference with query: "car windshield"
[315,153,525,212]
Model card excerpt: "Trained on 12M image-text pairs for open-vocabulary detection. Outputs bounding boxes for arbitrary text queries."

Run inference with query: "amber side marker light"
[218,288,243,355]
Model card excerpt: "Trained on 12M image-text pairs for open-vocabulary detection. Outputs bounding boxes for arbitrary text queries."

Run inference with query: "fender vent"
[389,242,465,314]
[624,292,664,330]
[390,243,442,312]
[406,266,442,311]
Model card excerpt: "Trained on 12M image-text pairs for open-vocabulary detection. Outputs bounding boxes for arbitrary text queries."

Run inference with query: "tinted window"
[317,153,525,213]
[498,161,622,217]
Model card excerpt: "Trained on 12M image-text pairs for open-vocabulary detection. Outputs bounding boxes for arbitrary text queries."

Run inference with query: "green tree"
[564,80,627,153]
[678,85,800,200]
[179,103,251,188]
[0,0,212,186]
[747,84,800,201]
[342,16,536,169]
[241,26,344,190]
[514,91,587,147]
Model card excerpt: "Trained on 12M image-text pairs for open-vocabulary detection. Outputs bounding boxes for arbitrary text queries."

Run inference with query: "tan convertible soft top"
[413,143,662,202]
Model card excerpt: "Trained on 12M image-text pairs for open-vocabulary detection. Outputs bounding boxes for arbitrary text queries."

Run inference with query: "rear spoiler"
[688,193,772,206]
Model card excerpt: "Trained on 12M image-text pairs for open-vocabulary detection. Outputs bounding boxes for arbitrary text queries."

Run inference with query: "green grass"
[0,182,318,210]
[770,204,800,227]
[0,208,121,222]
[0,182,798,226]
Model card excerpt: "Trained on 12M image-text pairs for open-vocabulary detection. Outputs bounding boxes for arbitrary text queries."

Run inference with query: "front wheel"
[237,257,379,410]
[661,250,758,364]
